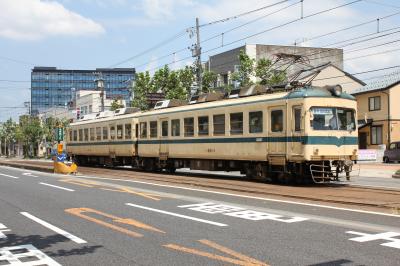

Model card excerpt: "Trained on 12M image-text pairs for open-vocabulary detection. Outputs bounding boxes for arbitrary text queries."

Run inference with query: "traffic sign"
[55,127,64,141]
[56,153,67,162]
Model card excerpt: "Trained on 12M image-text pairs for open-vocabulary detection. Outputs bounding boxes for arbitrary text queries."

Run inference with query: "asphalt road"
[0,165,399,266]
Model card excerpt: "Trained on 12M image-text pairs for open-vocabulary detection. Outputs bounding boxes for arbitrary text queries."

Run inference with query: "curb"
[0,162,53,173]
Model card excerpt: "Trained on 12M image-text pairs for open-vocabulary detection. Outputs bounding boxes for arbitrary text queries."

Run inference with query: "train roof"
[70,86,355,126]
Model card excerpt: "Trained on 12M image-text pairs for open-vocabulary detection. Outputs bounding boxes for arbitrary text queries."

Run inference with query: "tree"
[110,99,125,111]
[231,49,255,87]
[132,71,153,111]
[1,118,18,157]
[165,71,187,100]
[177,66,195,96]
[255,58,287,86]
[202,71,218,93]
[152,65,170,93]
[19,116,44,158]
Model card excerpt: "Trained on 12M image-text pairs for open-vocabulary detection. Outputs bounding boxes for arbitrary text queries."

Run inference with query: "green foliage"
[110,99,125,111]
[255,58,286,86]
[132,71,153,111]
[152,65,170,92]
[231,49,255,87]
[202,71,218,93]
[177,66,195,96]
[165,71,187,100]
[19,116,44,158]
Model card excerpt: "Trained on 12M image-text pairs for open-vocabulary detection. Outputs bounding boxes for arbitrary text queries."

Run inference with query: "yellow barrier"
[53,162,78,174]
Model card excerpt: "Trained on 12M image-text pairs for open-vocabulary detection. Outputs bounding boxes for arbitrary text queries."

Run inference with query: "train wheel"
[254,163,267,181]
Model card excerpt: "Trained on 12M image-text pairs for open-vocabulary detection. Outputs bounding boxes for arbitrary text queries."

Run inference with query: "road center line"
[81,175,400,218]
[0,173,19,179]
[20,212,87,244]
[125,203,228,227]
[39,182,75,192]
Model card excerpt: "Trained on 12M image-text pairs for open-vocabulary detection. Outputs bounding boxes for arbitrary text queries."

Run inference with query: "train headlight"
[313,148,319,155]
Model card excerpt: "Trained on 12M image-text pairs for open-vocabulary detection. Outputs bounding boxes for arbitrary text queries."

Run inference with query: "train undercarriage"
[72,155,358,184]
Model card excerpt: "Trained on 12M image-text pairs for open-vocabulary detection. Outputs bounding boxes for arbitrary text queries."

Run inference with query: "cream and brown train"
[66,85,358,183]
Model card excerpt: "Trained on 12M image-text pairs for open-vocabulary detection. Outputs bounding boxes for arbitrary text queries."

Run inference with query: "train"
[66,84,358,183]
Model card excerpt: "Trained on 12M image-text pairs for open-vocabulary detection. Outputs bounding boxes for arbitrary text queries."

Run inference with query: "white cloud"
[140,0,194,20]
[0,0,105,40]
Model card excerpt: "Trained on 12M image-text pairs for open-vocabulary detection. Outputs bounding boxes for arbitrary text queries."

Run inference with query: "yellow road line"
[65,207,165,238]
[164,239,268,266]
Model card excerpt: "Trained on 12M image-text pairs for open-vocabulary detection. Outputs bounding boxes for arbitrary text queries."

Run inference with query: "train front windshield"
[310,107,356,131]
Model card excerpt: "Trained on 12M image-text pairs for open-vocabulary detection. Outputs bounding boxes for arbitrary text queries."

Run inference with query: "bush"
[396,169,400,175]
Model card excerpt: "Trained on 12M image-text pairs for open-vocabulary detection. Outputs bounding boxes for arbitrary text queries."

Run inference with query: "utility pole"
[193,17,202,93]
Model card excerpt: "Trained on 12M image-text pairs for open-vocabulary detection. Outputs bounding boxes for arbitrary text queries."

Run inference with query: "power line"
[198,0,292,27]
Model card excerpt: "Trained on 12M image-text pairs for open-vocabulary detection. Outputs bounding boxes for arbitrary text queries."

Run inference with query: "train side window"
[69,130,72,142]
[102,127,108,140]
[150,121,158,138]
[213,114,225,135]
[249,111,263,133]
[78,129,83,141]
[140,122,147,138]
[73,130,78,141]
[125,124,132,139]
[184,117,194,137]
[230,113,243,135]
[96,127,101,140]
[198,116,209,136]
[90,128,95,141]
[162,121,168,137]
[117,125,123,140]
[171,119,180,137]
[271,110,283,132]
[110,126,115,140]
[84,128,89,141]
[294,108,301,132]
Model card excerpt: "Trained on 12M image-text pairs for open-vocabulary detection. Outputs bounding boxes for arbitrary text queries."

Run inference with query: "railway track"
[78,165,400,211]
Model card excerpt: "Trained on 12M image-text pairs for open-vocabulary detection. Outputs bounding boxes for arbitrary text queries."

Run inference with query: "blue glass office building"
[31,67,135,115]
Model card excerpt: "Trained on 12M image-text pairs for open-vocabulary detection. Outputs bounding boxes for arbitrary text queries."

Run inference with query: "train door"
[159,118,169,160]
[267,106,286,164]
[109,123,116,158]
[291,106,303,155]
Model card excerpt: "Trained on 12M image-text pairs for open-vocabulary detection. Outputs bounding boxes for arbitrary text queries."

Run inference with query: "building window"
[184,117,194,137]
[294,108,301,132]
[369,96,381,111]
[249,111,263,133]
[102,127,108,140]
[96,127,101,140]
[371,125,383,145]
[271,110,283,132]
[150,121,158,138]
[140,122,147,138]
[213,114,225,135]
[198,116,209,136]
[78,129,83,141]
[162,121,168,137]
[171,119,180,137]
[230,113,243,135]
[73,130,78,141]
[117,125,123,139]
[125,124,131,139]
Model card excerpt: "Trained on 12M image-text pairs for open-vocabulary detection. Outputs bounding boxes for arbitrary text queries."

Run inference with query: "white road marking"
[20,212,87,244]
[125,203,228,227]
[347,231,400,249]
[80,175,400,218]
[0,223,11,239]
[178,202,308,223]
[0,173,19,179]
[39,182,75,192]
[23,172,38,177]
[0,244,61,266]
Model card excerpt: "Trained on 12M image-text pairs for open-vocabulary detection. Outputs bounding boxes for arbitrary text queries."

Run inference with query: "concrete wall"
[302,65,363,94]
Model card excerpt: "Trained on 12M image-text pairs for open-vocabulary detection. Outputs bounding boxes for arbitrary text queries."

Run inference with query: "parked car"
[383,142,400,163]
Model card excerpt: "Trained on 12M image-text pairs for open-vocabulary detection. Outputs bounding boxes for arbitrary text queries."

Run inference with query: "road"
[0,165,399,266]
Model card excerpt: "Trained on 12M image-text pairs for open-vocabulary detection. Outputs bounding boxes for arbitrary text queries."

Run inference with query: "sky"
[1,0,400,122]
